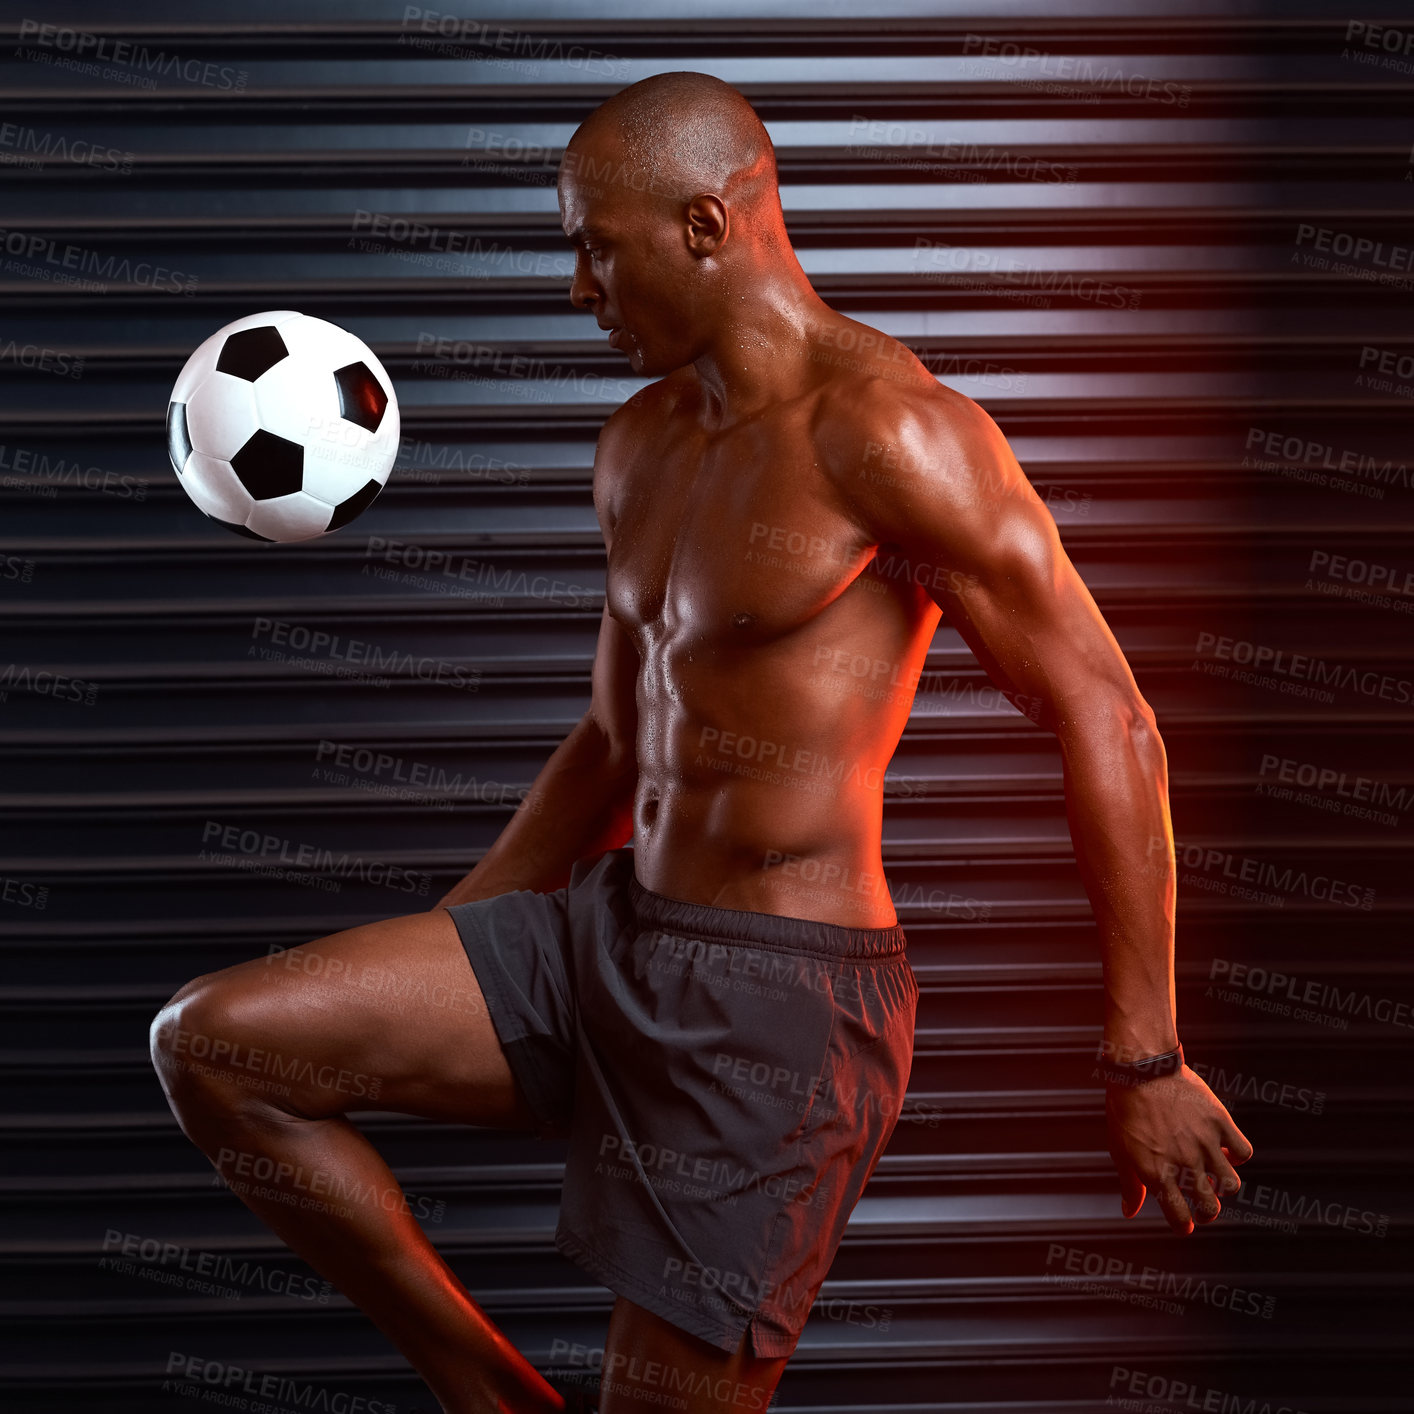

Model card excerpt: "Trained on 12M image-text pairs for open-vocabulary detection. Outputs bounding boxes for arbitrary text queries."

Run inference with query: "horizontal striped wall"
[1,3,1411,1410]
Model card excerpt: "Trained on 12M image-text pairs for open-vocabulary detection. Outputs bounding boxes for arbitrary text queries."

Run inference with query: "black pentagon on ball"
[217,325,289,382]
[230,427,305,500]
[166,400,193,474]
[334,361,388,433]
[326,477,384,533]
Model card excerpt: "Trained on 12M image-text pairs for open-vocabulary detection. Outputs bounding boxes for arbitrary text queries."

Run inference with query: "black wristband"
[1093,1041,1184,1089]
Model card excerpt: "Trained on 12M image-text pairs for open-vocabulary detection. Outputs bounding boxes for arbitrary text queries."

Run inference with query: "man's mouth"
[608,327,625,349]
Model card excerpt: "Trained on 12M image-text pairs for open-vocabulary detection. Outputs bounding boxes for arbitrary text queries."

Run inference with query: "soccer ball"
[166,310,400,542]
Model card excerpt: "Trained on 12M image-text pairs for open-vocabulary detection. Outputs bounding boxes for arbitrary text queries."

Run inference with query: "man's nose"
[568,257,599,312]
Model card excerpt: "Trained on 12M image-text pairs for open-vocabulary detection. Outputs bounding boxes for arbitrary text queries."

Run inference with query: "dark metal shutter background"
[2,3,1411,1410]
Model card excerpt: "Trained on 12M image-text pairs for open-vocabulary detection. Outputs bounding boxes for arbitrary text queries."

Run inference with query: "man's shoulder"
[601,367,698,441]
[592,370,698,524]
[812,363,1008,514]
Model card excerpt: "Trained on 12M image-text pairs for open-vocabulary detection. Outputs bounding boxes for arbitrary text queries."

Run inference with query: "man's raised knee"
[149,974,264,1122]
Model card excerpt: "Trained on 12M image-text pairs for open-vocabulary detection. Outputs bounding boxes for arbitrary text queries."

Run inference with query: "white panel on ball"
[180,454,257,524]
[170,342,221,407]
[301,434,386,506]
[183,375,261,461]
[278,313,361,367]
[253,360,343,449]
[220,309,303,333]
[245,489,336,542]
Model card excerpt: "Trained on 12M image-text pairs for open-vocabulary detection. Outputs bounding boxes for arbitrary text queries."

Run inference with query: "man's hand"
[1105,1066,1255,1235]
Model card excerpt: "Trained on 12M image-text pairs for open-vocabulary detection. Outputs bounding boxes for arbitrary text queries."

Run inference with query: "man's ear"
[684,193,728,257]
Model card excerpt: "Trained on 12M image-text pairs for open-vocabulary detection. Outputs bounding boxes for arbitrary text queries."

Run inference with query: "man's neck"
[689,265,832,430]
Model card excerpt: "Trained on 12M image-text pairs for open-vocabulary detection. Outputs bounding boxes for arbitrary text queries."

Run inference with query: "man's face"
[557,147,707,379]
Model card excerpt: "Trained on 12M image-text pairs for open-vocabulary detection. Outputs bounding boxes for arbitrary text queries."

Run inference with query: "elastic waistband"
[628,871,907,961]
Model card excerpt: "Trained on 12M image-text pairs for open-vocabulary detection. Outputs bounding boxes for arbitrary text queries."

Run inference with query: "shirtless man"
[151,71,1252,1414]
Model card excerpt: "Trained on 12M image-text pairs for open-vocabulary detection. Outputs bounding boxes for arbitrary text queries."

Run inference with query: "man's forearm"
[436,717,636,908]
[1057,705,1180,1060]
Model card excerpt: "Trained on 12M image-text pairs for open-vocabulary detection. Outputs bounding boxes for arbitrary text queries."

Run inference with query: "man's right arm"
[435,601,640,908]
[436,403,642,909]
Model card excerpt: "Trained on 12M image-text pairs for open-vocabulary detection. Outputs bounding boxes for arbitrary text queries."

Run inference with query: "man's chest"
[604,409,878,643]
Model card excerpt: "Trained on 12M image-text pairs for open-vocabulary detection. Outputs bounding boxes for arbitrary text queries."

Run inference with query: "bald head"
[556,72,812,379]
[561,71,785,250]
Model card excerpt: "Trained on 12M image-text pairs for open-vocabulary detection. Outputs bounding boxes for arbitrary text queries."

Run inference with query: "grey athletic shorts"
[444,846,918,1359]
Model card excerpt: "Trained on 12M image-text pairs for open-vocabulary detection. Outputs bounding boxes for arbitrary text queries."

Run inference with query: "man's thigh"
[156,906,537,1131]
[596,1296,788,1414]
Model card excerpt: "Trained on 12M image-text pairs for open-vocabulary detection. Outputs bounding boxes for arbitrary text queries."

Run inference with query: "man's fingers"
[1156,1176,1195,1236]
[1221,1122,1254,1164]
[1162,1156,1223,1224]
[1207,1147,1244,1198]
[1119,1167,1145,1219]
[1185,1165,1223,1223]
